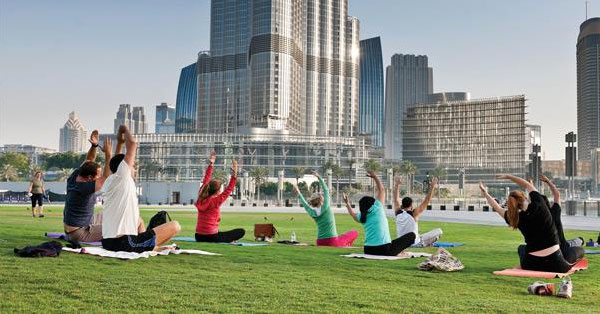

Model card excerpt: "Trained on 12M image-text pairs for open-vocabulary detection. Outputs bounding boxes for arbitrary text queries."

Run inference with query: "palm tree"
[291,167,305,185]
[322,160,335,174]
[364,159,382,194]
[430,165,447,199]
[330,164,345,204]
[249,167,269,202]
[58,168,74,182]
[0,164,17,182]
[400,160,418,194]
[139,159,161,181]
[212,168,228,182]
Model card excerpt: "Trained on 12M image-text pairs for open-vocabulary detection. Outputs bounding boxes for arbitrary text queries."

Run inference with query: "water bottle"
[290,231,296,242]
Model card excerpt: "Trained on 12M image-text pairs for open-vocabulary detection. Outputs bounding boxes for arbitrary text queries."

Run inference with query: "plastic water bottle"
[290,231,296,242]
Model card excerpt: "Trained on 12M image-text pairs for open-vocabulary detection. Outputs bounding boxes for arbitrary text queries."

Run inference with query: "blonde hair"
[506,191,526,229]
[309,193,323,207]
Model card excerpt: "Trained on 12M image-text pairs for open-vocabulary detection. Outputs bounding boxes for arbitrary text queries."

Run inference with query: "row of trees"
[0,151,105,182]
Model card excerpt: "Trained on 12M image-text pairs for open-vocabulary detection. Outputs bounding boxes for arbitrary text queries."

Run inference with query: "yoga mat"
[493,258,588,279]
[171,237,268,246]
[341,252,432,260]
[585,250,600,254]
[45,232,101,246]
[62,245,220,260]
[433,242,464,248]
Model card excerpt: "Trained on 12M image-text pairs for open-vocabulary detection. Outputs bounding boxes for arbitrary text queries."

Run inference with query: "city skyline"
[0,0,595,159]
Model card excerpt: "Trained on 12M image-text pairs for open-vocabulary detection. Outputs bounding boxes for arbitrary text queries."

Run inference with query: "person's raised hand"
[430,178,438,189]
[89,130,99,146]
[311,170,320,178]
[231,159,238,176]
[293,184,300,195]
[394,176,402,186]
[209,150,217,164]
[366,171,377,179]
[540,174,550,184]
[102,137,112,155]
[497,174,510,180]
[343,192,350,204]
[478,181,488,195]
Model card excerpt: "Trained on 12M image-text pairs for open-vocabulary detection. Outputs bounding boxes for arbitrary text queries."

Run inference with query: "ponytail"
[506,191,525,229]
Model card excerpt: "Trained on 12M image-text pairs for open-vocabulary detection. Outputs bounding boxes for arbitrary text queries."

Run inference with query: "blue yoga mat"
[585,250,600,254]
[171,237,268,246]
[433,242,464,247]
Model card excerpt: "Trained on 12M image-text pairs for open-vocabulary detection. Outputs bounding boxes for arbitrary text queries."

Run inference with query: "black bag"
[147,210,172,230]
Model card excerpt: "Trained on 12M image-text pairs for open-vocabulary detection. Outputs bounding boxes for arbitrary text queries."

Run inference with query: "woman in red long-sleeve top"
[195,152,245,243]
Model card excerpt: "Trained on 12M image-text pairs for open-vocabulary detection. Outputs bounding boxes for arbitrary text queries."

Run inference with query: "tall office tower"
[59,111,87,153]
[305,0,360,137]
[114,104,147,134]
[175,63,198,133]
[155,103,176,134]
[384,54,433,160]
[196,0,359,136]
[577,17,600,160]
[359,37,384,147]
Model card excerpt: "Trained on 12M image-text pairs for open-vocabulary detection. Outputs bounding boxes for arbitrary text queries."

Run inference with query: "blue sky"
[0,0,593,159]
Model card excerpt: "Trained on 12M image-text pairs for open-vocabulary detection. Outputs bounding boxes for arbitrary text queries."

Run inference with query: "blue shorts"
[101,229,156,253]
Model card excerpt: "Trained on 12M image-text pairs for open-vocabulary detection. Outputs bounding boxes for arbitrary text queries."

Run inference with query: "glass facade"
[359,37,384,147]
[577,18,600,160]
[402,95,527,185]
[175,63,198,133]
[384,54,433,160]
[156,103,176,134]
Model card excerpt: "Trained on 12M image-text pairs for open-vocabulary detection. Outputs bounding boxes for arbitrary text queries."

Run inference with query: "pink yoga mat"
[493,258,588,279]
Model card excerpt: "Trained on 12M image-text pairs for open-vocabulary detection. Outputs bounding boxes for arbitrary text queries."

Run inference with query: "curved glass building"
[175,63,197,133]
[577,17,600,160]
[359,37,384,147]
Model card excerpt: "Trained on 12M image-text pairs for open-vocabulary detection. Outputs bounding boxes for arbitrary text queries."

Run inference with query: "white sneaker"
[557,276,573,299]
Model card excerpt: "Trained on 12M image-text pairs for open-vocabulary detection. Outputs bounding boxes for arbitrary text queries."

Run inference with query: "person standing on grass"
[480,174,585,273]
[28,171,45,218]
[539,174,585,262]
[63,130,112,243]
[393,177,442,247]
[195,151,244,243]
[101,125,181,252]
[293,171,358,247]
[344,171,415,256]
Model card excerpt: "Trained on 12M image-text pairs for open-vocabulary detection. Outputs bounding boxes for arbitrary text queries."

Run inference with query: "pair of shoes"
[557,276,573,299]
[527,282,555,296]
[38,214,45,218]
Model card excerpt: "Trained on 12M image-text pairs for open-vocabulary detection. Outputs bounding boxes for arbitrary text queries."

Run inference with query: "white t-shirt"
[101,160,139,239]
[395,210,420,245]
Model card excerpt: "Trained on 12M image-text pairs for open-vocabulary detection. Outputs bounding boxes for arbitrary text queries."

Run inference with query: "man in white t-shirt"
[101,125,181,253]
[393,177,442,247]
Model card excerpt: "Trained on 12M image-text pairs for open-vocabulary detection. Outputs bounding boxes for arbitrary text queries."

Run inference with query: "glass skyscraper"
[384,54,433,160]
[175,63,198,133]
[359,37,384,147]
[195,0,359,137]
[156,103,176,134]
[577,17,600,160]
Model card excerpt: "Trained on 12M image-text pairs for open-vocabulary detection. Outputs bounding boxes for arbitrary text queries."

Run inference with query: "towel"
[61,245,220,260]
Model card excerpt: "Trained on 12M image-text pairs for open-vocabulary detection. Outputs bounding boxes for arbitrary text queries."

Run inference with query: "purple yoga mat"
[45,232,101,246]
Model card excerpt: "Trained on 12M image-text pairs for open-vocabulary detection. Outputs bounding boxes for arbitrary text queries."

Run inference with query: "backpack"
[147,210,172,230]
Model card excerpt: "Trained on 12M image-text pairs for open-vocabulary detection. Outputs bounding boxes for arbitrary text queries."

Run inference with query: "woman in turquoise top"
[343,171,416,256]
[294,171,358,247]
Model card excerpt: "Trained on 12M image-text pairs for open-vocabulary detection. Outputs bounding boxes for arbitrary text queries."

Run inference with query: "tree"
[364,159,382,194]
[139,159,162,181]
[41,152,85,170]
[321,160,335,174]
[28,164,44,177]
[212,168,229,182]
[400,160,418,194]
[297,181,309,195]
[291,167,305,185]
[310,180,321,193]
[58,168,74,182]
[331,164,345,204]
[249,167,269,202]
[0,164,18,182]
[0,152,30,178]
[260,182,278,197]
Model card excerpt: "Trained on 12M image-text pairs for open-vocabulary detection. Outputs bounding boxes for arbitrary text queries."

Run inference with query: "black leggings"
[548,203,585,264]
[31,193,43,207]
[364,233,416,256]
[518,245,575,273]
[195,229,245,243]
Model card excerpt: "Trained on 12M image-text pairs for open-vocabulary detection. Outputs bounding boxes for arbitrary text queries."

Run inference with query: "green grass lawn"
[1,206,598,313]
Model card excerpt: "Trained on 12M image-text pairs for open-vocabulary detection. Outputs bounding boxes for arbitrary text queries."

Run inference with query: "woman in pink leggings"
[293,171,358,247]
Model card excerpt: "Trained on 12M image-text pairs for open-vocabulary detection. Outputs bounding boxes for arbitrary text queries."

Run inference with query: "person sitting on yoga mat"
[63,130,111,243]
[344,171,415,256]
[195,151,244,243]
[539,174,585,262]
[101,125,181,253]
[293,171,358,247]
[394,177,442,247]
[480,175,584,273]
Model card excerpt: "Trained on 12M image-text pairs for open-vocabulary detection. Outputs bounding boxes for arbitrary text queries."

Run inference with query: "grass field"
[1,206,598,313]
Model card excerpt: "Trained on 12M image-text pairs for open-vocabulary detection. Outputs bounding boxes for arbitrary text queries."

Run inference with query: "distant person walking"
[293,171,358,247]
[28,171,45,218]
